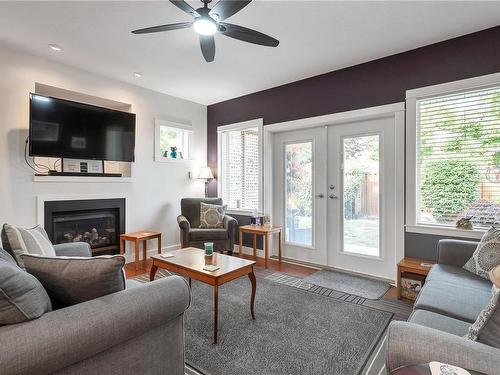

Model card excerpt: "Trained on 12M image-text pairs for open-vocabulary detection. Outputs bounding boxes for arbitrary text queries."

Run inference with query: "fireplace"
[44,198,125,256]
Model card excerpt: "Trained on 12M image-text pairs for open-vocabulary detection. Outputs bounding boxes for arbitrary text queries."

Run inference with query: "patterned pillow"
[465,290,500,349]
[463,227,500,280]
[1,224,56,269]
[199,202,226,228]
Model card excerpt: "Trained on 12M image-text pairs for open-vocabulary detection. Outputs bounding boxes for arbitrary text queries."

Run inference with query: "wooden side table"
[120,231,161,271]
[239,225,282,269]
[397,257,434,299]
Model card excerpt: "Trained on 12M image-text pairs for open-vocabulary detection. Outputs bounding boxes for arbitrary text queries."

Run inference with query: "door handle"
[315,194,325,198]
[329,194,338,199]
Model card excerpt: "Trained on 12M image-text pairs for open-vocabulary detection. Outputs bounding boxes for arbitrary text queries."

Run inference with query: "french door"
[272,116,400,280]
[272,127,327,265]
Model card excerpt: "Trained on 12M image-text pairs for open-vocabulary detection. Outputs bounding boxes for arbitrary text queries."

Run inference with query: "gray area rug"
[184,276,392,375]
[303,270,390,300]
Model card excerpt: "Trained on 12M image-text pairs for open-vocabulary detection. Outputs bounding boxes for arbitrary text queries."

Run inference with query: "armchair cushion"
[21,254,126,309]
[1,224,55,268]
[189,228,229,241]
[199,202,226,228]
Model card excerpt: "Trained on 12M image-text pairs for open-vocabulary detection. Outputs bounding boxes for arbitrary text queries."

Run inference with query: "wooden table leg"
[157,235,161,254]
[188,277,192,288]
[213,285,219,344]
[134,239,139,271]
[278,229,282,264]
[264,233,269,269]
[149,263,158,281]
[248,270,256,320]
[239,229,243,258]
[119,238,125,255]
[142,240,147,264]
[253,234,257,260]
[397,265,401,299]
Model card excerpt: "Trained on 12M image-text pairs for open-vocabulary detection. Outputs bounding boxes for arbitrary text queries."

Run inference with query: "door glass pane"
[343,135,380,256]
[285,142,313,246]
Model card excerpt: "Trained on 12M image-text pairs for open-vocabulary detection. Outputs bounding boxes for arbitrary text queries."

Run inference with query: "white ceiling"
[1,1,500,105]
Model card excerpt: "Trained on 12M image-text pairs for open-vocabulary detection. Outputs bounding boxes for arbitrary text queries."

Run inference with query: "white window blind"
[416,86,500,227]
[220,126,260,211]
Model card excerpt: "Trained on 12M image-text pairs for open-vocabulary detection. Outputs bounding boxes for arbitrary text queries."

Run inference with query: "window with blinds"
[219,126,260,211]
[416,86,500,228]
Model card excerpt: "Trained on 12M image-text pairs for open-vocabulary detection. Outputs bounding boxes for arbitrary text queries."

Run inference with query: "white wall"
[0,44,207,257]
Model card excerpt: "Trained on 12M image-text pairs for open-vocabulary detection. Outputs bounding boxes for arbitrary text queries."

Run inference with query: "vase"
[170,150,177,158]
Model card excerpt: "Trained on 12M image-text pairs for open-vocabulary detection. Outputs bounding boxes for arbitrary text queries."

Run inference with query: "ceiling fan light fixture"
[193,17,217,36]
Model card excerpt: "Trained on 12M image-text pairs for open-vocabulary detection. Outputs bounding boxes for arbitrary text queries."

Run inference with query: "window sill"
[226,209,255,217]
[154,156,194,164]
[405,224,486,239]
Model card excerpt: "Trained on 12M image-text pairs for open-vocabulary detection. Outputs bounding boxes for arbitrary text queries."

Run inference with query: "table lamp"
[198,166,214,198]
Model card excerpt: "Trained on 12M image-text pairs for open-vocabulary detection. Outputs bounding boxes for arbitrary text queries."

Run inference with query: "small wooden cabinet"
[397,257,434,300]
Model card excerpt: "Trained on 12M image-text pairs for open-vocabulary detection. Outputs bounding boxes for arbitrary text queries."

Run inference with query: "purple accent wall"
[207,25,500,256]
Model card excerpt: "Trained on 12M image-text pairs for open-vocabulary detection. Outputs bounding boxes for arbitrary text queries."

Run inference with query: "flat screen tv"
[29,93,136,162]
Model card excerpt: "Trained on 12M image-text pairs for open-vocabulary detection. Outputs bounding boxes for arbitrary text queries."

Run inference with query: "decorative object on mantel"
[170,146,178,159]
[197,166,214,198]
[456,216,473,230]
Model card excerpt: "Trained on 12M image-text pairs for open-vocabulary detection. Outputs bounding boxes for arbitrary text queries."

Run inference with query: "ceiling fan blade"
[209,0,252,21]
[169,0,200,17]
[200,35,215,62]
[132,22,192,34]
[219,23,279,47]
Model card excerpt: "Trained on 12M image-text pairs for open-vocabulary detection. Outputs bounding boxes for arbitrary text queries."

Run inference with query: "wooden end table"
[397,257,434,299]
[150,247,256,344]
[239,224,282,269]
[120,231,161,271]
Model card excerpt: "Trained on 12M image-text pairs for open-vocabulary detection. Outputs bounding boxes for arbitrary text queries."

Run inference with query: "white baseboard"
[123,243,181,264]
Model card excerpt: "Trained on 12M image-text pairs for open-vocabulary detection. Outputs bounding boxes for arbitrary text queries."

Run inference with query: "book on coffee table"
[203,265,220,272]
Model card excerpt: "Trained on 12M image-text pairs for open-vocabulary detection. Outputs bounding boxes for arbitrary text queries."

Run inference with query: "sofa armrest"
[386,321,500,374]
[0,275,190,375]
[223,214,237,232]
[437,239,479,267]
[53,242,92,257]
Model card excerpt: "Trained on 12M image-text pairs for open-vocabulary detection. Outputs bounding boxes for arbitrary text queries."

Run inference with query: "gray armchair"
[177,198,237,255]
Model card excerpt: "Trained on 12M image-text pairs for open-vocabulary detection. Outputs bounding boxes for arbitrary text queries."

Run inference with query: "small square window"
[155,120,192,161]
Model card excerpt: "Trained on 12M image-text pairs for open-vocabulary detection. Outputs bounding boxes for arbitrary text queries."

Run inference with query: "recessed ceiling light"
[134,72,142,78]
[48,44,62,52]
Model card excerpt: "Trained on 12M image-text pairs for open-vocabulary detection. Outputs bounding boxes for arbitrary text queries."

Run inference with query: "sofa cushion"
[465,290,500,349]
[22,254,126,308]
[199,202,226,229]
[190,228,229,241]
[427,264,493,292]
[463,226,500,280]
[414,280,492,323]
[0,252,52,325]
[409,309,471,336]
[2,224,56,268]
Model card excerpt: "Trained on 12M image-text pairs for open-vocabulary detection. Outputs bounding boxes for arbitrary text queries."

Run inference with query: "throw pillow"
[21,254,126,308]
[465,290,500,349]
[0,251,52,325]
[199,202,225,228]
[2,224,56,268]
[463,227,500,280]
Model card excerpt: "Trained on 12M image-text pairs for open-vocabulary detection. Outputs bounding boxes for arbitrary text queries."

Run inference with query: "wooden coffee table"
[150,247,256,344]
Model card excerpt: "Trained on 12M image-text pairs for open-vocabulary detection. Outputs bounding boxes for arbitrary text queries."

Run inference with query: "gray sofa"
[177,197,237,254]
[387,239,500,374]
[0,242,190,375]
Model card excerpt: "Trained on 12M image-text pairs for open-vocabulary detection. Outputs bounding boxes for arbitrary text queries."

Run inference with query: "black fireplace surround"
[44,198,125,256]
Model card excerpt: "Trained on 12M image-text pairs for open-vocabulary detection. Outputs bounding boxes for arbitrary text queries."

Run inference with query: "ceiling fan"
[131,0,279,62]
